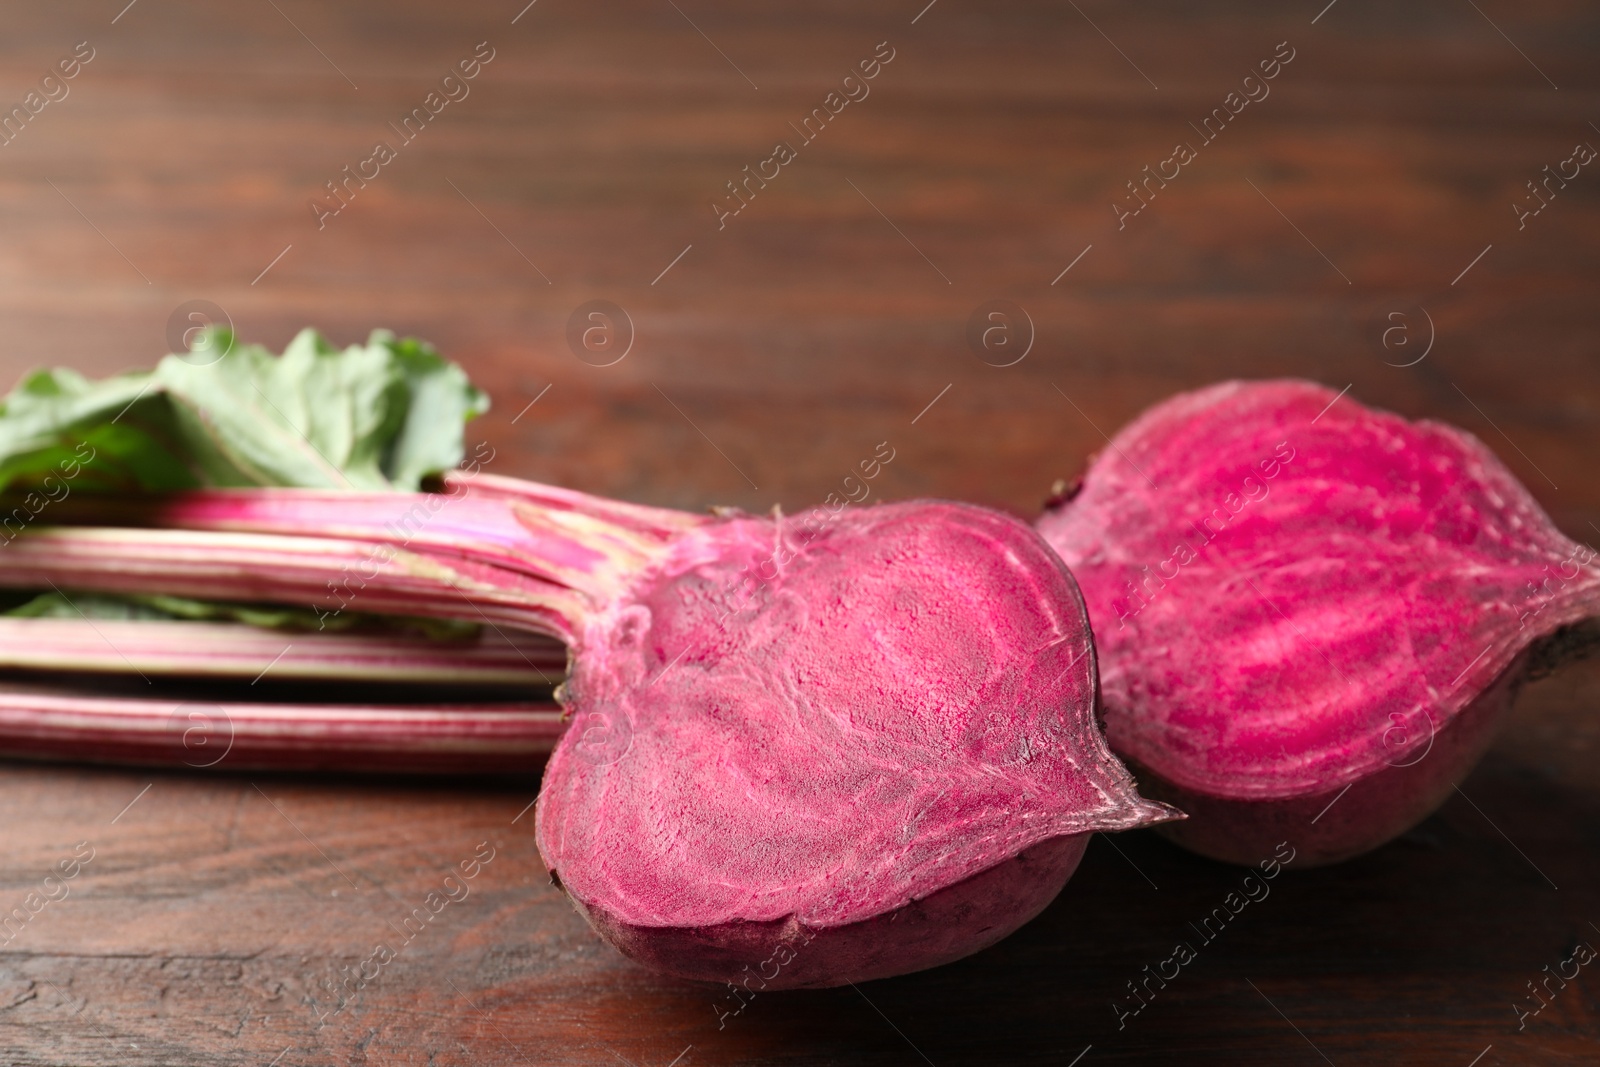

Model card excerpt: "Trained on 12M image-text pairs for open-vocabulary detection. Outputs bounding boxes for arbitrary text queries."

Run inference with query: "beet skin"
[1038,380,1600,866]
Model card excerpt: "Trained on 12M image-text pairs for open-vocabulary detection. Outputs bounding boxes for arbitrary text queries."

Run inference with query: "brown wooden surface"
[1,1,1599,1063]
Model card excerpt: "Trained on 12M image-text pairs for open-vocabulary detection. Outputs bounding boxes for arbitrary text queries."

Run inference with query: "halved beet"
[0,479,1177,986]
[1037,380,1600,866]
[538,501,1177,988]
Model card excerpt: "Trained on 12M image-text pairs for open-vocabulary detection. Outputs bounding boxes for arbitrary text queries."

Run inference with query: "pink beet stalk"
[0,618,565,772]
[1037,380,1600,867]
[0,472,1178,988]
[0,526,585,638]
[0,618,563,683]
[0,684,563,773]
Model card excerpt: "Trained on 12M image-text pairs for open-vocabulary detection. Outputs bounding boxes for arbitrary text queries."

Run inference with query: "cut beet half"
[1037,380,1600,867]
[0,472,1177,986]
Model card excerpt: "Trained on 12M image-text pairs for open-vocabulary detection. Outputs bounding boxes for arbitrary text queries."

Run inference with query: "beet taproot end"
[1037,380,1600,866]
[538,501,1178,988]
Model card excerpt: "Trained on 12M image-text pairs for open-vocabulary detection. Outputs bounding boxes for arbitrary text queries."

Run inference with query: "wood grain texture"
[1,0,1598,1063]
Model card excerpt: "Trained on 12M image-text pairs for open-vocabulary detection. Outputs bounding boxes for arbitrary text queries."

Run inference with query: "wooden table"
[1,1,1597,1062]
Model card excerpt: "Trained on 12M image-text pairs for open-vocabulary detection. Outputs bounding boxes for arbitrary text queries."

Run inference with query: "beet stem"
[0,526,584,641]
[0,617,564,683]
[0,684,563,773]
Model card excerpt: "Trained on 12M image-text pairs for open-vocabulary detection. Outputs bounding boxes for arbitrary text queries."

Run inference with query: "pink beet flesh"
[538,501,1177,987]
[1037,380,1600,866]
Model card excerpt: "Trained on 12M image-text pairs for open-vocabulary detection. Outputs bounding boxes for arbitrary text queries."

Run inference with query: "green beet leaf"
[0,327,487,495]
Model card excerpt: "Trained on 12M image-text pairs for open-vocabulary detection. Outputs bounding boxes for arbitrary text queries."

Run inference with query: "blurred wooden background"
[0,1,1597,1063]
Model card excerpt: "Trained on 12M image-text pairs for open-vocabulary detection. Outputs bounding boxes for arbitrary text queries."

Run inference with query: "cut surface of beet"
[1037,380,1600,864]
[540,502,1174,986]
